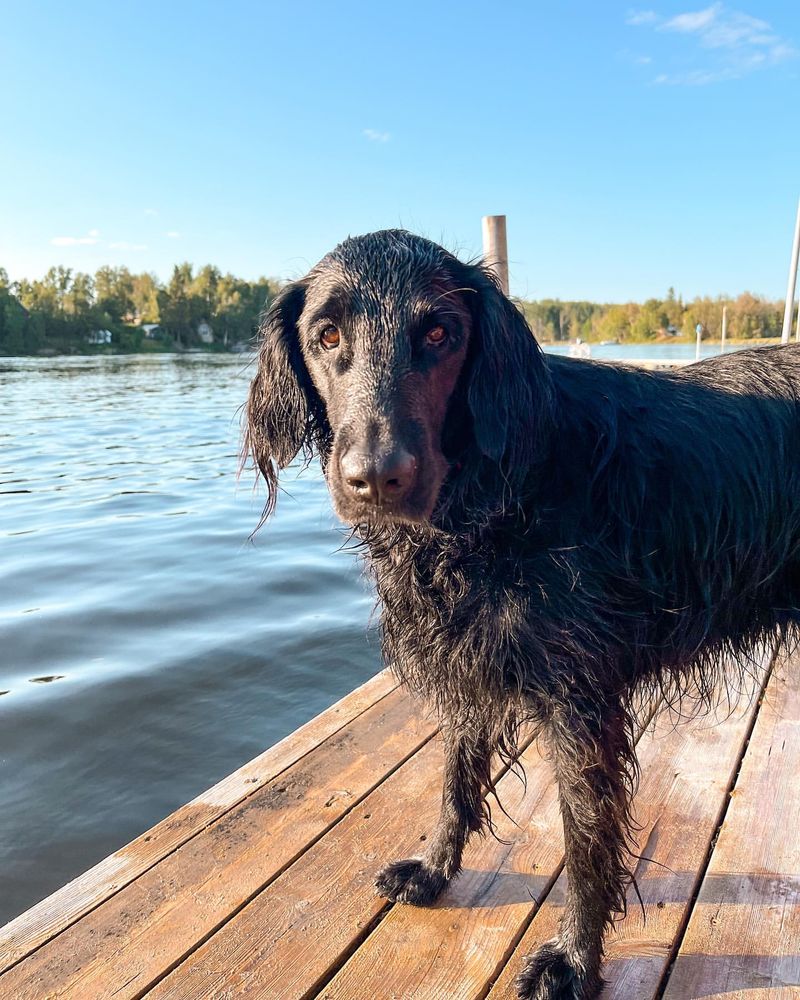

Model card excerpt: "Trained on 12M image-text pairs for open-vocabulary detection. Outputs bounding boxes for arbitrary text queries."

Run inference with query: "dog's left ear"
[457,262,554,471]
[244,279,328,518]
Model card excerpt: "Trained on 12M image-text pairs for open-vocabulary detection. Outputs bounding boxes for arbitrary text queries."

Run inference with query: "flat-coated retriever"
[245,229,800,999]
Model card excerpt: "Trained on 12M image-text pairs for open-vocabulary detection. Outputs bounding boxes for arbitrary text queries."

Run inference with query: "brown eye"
[425,325,448,346]
[320,326,340,350]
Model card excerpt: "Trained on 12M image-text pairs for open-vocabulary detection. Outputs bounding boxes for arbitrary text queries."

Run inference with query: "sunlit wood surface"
[1,645,797,1000]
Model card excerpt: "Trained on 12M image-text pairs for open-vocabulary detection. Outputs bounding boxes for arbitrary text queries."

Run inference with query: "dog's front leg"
[516,703,634,1000]
[375,718,491,905]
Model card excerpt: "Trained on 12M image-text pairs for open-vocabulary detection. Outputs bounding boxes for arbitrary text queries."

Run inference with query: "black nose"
[340,448,417,505]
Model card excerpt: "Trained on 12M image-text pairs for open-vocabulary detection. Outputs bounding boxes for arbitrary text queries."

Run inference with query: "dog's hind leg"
[375,717,492,906]
[516,701,634,1000]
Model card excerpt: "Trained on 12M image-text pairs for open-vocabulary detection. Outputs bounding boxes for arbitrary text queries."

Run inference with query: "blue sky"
[1,1,798,301]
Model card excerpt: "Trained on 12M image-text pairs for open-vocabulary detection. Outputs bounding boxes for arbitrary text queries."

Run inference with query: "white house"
[87,329,112,345]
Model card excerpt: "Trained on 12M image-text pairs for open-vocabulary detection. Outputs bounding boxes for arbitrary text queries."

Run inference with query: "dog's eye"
[319,326,340,350]
[425,325,448,347]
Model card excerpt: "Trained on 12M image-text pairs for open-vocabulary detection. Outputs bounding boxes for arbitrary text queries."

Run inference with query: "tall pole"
[482,215,509,295]
[781,197,800,344]
[721,304,727,354]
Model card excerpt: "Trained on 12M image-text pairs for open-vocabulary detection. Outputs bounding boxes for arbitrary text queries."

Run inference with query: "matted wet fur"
[244,229,800,1000]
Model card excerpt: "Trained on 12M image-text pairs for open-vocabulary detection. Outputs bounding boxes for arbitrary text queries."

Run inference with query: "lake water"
[0,342,750,922]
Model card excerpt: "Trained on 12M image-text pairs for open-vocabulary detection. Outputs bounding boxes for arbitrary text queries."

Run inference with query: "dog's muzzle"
[338,447,418,508]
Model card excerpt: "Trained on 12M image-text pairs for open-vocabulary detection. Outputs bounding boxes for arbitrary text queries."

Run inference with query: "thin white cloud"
[363,128,391,143]
[109,241,148,251]
[144,208,159,217]
[626,10,658,25]
[654,67,736,84]
[627,4,795,84]
[662,4,720,33]
[165,231,180,239]
[51,230,101,246]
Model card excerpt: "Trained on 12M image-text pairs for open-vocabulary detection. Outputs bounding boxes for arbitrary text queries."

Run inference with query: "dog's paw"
[374,857,448,905]
[515,943,603,1000]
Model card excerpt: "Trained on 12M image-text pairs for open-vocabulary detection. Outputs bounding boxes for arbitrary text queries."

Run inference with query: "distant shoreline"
[2,343,253,359]
[2,335,786,360]
[3,264,793,358]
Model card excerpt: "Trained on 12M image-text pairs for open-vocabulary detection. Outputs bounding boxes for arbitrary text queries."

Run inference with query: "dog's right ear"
[244,279,323,519]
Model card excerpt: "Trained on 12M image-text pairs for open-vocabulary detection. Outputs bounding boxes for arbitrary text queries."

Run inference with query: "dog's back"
[539,344,800,693]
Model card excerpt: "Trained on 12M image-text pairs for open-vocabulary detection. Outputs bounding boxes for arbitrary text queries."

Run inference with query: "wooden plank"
[315,708,663,1000]
[318,739,563,1000]
[0,668,396,975]
[662,658,800,998]
[143,730,549,1000]
[485,659,772,1000]
[0,683,432,1000]
[0,670,397,972]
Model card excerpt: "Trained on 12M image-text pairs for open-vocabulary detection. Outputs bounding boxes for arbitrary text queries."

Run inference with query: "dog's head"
[245,229,553,526]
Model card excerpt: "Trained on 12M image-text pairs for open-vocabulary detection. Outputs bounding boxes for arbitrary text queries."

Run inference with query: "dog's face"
[294,241,472,523]
[246,230,552,526]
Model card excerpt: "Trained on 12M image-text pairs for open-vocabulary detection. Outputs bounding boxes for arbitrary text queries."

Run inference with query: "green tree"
[95,266,134,325]
[594,304,632,342]
[630,299,668,340]
[131,272,160,324]
[0,269,33,354]
[192,264,221,320]
[158,263,199,346]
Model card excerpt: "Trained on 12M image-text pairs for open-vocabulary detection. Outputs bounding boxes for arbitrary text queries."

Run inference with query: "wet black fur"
[244,230,800,999]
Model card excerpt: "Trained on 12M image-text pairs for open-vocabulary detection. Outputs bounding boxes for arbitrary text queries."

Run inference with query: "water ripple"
[0,354,377,923]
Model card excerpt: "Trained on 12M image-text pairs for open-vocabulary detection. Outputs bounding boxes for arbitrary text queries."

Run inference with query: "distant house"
[141,323,161,339]
[197,319,214,344]
[87,329,112,345]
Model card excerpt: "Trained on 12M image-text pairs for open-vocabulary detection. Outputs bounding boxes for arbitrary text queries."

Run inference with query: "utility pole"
[781,197,800,344]
[721,305,727,354]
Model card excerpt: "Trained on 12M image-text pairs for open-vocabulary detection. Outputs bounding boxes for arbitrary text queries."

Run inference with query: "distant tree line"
[0,266,789,356]
[0,264,278,355]
[521,287,787,343]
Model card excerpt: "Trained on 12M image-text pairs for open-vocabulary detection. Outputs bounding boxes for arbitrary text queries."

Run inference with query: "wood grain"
[662,658,800,998]
[144,730,549,1000]
[6,644,796,1000]
[0,669,396,975]
[486,654,773,1000]
[0,682,432,1000]
[318,738,562,1000]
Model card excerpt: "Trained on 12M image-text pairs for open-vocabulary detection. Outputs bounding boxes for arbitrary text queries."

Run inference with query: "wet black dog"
[245,230,800,999]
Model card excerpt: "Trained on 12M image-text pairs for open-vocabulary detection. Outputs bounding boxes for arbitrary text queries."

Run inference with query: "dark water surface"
[0,355,377,923]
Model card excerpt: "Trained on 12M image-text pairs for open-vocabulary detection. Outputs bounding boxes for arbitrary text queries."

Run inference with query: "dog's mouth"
[330,492,437,527]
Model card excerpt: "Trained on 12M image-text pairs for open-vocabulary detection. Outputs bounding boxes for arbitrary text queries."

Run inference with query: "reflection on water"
[0,354,377,923]
[543,341,750,361]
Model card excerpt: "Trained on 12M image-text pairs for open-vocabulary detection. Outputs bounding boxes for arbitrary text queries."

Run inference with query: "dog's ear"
[458,262,554,471]
[244,279,325,518]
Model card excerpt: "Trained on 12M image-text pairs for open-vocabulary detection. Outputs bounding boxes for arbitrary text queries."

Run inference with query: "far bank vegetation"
[0,267,787,356]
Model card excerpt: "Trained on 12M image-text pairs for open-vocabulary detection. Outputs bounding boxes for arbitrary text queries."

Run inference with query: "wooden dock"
[1,646,798,999]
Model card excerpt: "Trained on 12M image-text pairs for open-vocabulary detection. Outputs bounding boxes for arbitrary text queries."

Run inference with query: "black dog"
[245,229,800,999]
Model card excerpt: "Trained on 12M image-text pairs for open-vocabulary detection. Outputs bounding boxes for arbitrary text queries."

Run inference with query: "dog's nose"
[340,448,417,505]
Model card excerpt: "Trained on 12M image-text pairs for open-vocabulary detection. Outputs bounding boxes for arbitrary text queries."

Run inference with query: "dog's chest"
[368,534,550,698]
